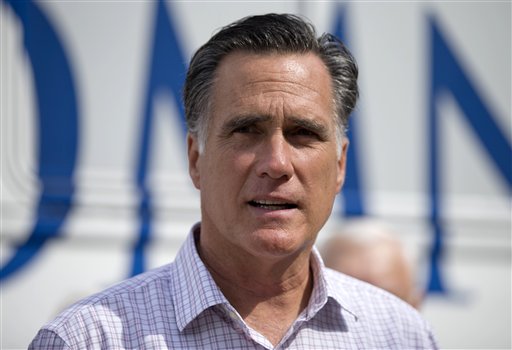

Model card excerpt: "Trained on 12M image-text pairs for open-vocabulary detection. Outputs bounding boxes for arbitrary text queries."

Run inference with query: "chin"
[247,227,311,258]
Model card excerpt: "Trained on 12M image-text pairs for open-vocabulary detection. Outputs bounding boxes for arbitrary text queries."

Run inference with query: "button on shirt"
[30,224,438,349]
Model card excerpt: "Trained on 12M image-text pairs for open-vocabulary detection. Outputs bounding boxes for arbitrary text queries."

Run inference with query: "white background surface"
[1,1,510,348]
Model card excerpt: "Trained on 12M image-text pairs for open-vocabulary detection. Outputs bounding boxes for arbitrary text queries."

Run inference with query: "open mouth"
[248,200,298,211]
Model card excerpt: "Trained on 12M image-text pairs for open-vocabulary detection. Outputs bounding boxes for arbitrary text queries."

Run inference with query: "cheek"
[202,150,254,192]
[304,152,341,191]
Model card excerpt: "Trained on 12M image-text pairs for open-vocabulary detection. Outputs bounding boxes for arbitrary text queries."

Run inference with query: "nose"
[255,133,294,180]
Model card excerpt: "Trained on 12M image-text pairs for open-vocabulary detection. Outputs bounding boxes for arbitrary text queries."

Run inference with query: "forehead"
[210,51,334,119]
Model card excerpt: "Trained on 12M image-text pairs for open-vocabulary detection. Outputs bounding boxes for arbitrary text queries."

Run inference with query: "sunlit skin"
[187,52,348,345]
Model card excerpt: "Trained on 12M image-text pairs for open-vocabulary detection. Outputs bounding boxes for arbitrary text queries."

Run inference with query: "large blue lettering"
[1,0,79,281]
[131,0,187,276]
[332,6,366,217]
[427,17,512,292]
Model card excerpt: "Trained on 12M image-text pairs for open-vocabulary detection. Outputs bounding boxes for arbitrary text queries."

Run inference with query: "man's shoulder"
[31,263,177,348]
[75,263,173,306]
[60,262,174,321]
[322,268,438,349]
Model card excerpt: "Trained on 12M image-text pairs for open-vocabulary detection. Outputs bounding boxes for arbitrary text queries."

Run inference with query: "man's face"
[188,52,348,260]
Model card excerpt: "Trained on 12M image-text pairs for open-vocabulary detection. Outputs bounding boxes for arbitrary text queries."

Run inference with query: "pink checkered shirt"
[30,224,438,349]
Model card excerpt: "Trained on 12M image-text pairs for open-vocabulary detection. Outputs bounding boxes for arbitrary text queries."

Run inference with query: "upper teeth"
[254,200,288,205]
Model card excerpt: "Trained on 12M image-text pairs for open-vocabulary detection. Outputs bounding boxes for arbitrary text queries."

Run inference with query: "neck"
[197,230,314,346]
[201,246,313,304]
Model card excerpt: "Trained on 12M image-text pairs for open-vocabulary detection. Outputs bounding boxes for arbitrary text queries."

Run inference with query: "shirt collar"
[308,246,359,321]
[171,223,358,331]
[171,223,229,331]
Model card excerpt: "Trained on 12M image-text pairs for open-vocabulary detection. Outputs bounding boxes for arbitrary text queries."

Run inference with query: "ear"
[187,133,201,190]
[335,138,349,193]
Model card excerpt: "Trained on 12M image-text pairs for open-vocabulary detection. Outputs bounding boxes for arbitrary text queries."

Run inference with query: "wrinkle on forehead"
[242,81,325,103]
[238,55,328,95]
[217,51,330,87]
[212,52,333,118]
[226,92,328,125]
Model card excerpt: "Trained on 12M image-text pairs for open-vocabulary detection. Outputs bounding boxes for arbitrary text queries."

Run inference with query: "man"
[322,219,423,309]
[30,14,437,349]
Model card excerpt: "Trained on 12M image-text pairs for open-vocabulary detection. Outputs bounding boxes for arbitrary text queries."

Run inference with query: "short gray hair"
[183,13,359,151]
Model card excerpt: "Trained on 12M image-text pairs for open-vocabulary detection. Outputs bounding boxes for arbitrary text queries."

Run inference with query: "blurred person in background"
[322,219,423,309]
[29,14,437,349]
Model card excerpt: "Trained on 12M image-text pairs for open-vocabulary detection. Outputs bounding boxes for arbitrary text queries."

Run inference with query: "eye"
[220,115,269,140]
[233,125,256,134]
[232,124,263,135]
[291,127,319,139]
